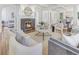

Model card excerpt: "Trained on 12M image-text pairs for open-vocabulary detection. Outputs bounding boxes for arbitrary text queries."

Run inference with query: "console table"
[36,26,51,40]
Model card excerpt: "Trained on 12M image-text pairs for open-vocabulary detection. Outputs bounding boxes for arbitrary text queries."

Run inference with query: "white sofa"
[63,34,79,47]
[9,31,42,55]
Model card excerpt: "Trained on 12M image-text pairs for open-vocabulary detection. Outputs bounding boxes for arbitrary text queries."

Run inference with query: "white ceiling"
[38,4,78,10]
[0,4,19,9]
[0,4,78,11]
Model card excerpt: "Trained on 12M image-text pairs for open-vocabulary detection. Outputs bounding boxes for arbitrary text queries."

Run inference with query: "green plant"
[39,21,45,25]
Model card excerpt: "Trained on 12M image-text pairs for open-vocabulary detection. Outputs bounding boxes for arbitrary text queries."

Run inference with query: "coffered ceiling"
[38,4,78,10]
[0,4,78,11]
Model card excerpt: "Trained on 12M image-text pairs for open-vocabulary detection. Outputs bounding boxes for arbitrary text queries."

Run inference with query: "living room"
[1,4,79,55]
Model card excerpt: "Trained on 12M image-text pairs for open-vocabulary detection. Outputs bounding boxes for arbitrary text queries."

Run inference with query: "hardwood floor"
[0,29,9,55]
[0,28,61,55]
[27,31,50,55]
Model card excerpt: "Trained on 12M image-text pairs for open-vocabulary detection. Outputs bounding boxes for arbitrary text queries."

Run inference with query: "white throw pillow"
[63,34,79,47]
[74,34,79,44]
[23,37,37,46]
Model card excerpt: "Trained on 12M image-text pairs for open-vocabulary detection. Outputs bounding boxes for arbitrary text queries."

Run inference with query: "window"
[60,13,63,20]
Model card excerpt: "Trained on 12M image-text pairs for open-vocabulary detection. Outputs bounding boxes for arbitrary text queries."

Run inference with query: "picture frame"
[77,12,79,19]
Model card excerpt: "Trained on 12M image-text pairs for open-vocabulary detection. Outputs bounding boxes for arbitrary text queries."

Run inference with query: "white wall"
[35,6,42,28]
[50,10,58,25]
[76,5,79,26]
[18,4,36,32]
[1,4,78,32]
[16,5,79,32]
[1,5,20,31]
[52,6,76,25]
[20,4,36,18]
[20,5,52,31]
[35,6,52,31]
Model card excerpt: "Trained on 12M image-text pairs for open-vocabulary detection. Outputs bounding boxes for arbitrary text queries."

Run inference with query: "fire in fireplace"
[26,21,32,28]
[21,18,35,33]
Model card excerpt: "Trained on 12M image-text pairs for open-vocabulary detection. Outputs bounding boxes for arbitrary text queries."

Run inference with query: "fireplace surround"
[21,18,35,33]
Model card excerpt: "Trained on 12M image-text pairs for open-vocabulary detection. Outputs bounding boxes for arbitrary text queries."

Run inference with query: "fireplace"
[21,18,35,33]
